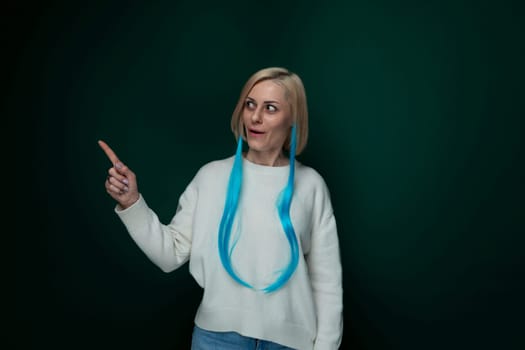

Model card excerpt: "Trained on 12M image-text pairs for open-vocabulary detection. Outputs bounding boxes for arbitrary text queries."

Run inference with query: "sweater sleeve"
[306,182,343,350]
[115,183,196,273]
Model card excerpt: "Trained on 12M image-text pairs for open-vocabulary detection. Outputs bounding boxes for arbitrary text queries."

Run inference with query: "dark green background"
[11,1,524,349]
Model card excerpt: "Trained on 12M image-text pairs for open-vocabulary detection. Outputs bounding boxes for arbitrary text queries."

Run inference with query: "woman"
[99,67,343,349]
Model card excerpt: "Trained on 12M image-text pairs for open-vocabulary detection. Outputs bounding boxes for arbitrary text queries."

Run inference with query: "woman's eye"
[246,101,256,109]
[266,105,277,112]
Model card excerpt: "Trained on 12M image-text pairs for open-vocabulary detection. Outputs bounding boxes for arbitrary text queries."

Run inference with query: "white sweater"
[115,156,343,349]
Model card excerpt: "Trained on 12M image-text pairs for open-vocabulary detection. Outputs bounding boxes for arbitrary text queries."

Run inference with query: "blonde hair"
[230,67,309,155]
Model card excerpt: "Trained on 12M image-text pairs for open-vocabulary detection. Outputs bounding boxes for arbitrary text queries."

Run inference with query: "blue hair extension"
[218,136,253,289]
[218,125,299,293]
[262,124,299,293]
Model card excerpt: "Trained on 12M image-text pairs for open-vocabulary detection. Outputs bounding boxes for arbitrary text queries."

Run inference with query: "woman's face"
[242,80,292,161]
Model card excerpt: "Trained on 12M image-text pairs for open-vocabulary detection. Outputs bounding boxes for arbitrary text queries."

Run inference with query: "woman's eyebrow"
[246,96,280,104]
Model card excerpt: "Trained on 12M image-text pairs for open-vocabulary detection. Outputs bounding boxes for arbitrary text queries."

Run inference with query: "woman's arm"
[306,181,343,349]
[115,185,196,273]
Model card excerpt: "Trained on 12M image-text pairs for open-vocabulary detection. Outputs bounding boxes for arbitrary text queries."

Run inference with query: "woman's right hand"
[98,140,140,209]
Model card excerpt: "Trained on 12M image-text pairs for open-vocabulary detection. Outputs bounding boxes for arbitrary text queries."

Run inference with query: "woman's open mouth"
[249,129,265,136]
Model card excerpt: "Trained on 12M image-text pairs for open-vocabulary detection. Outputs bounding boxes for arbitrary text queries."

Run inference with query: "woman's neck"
[244,150,289,167]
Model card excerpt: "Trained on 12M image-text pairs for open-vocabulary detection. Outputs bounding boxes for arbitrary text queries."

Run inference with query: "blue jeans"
[191,325,296,350]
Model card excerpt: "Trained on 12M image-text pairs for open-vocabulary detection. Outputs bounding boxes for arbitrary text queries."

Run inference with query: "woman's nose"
[251,108,262,124]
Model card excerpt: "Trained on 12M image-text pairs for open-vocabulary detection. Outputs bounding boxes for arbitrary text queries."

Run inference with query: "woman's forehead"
[248,80,286,101]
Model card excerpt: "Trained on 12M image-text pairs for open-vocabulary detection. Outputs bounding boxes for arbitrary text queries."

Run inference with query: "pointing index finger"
[98,140,120,165]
